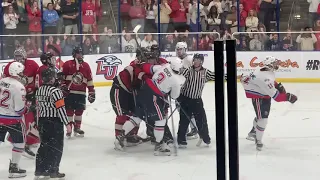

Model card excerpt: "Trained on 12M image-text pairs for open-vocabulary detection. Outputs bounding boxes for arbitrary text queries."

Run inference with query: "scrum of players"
[0,46,95,178]
[0,41,300,177]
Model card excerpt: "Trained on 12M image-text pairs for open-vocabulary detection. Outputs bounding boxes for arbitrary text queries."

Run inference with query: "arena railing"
[0,32,220,60]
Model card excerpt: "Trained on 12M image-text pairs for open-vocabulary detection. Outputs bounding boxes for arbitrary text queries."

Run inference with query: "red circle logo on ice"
[96,55,122,80]
[72,72,84,85]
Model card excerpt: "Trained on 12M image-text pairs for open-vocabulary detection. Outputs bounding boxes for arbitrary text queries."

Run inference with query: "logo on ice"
[96,55,122,80]
[236,57,300,68]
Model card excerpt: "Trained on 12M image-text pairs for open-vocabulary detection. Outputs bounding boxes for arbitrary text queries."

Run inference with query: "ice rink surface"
[0,83,319,180]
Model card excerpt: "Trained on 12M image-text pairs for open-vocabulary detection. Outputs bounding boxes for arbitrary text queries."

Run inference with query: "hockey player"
[116,59,186,156]
[110,48,149,149]
[240,56,298,151]
[3,48,40,158]
[175,41,198,139]
[62,46,95,138]
[0,62,27,178]
[35,52,56,88]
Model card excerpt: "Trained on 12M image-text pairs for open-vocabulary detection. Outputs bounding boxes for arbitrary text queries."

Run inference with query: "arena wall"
[1,51,319,86]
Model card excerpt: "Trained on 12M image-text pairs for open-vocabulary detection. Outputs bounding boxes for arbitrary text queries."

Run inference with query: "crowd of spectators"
[2,0,320,59]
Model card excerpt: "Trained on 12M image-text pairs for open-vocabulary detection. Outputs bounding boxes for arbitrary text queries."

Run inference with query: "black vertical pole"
[226,40,239,180]
[214,40,226,180]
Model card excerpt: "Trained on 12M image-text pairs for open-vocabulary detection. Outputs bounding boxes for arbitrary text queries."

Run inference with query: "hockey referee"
[35,67,72,180]
[177,53,215,147]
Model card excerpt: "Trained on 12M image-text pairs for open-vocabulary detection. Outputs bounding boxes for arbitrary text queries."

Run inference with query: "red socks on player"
[115,115,139,136]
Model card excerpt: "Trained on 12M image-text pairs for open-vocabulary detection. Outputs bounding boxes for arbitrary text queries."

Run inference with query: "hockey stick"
[169,96,178,156]
[175,100,198,133]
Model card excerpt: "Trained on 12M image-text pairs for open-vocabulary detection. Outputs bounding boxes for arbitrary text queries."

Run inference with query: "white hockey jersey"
[151,64,186,99]
[0,77,26,124]
[179,55,193,70]
[240,70,287,102]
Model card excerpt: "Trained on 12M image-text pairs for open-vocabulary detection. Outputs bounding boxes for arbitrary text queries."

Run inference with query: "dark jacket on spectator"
[99,35,119,53]
[266,39,281,51]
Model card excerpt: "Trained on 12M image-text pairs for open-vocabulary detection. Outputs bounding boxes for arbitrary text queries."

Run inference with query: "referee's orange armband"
[55,99,65,108]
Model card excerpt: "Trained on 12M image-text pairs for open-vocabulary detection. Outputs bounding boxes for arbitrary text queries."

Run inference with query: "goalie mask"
[14,48,27,64]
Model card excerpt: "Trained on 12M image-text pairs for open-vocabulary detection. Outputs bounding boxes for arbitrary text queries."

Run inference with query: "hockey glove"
[88,91,95,103]
[286,93,298,104]
[26,93,35,102]
[276,82,286,93]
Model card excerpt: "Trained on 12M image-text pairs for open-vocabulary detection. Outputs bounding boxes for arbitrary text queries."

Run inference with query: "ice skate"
[50,172,65,180]
[126,135,142,147]
[114,132,125,151]
[178,141,187,149]
[73,128,84,137]
[196,138,211,147]
[66,132,72,139]
[246,127,256,141]
[8,161,26,178]
[186,128,198,140]
[23,145,36,159]
[255,140,263,151]
[154,142,171,156]
[34,173,50,180]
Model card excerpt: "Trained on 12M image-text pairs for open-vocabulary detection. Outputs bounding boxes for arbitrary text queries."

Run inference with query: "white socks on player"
[12,143,24,164]
[122,116,142,135]
[154,119,166,143]
[253,117,257,128]
[255,118,268,141]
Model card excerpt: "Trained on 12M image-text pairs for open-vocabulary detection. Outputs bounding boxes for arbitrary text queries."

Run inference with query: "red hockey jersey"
[35,65,50,88]
[62,60,94,95]
[116,59,143,93]
[3,59,39,94]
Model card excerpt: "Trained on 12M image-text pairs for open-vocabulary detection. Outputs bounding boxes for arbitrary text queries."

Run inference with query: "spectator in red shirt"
[239,3,247,32]
[129,0,146,34]
[44,36,62,55]
[171,0,188,32]
[27,1,42,53]
[240,0,259,13]
[82,0,96,33]
[120,0,133,30]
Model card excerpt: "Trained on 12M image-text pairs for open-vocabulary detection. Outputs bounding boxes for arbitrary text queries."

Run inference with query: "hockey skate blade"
[187,135,198,140]
[246,136,255,141]
[154,151,171,156]
[74,133,84,138]
[196,139,202,147]
[34,176,51,180]
[22,152,35,159]
[8,173,26,178]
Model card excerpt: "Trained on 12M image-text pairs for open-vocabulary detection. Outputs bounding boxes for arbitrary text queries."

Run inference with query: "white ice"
[0,83,319,180]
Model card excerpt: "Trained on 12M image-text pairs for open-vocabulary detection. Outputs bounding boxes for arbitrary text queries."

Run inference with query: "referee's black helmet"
[41,67,57,84]
[193,53,204,61]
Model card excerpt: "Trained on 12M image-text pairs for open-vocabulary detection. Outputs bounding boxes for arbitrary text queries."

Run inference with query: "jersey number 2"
[156,72,166,84]
[0,88,10,108]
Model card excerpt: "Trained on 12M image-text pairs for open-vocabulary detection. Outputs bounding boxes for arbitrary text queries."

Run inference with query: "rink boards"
[1,51,319,86]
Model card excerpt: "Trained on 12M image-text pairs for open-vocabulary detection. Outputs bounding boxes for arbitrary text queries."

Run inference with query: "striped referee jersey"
[35,85,69,125]
[180,66,215,99]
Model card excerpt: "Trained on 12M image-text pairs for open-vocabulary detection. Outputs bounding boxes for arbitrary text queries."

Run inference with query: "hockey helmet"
[170,59,183,73]
[72,46,84,62]
[9,61,24,77]
[14,48,27,64]
[262,56,279,71]
[136,47,149,63]
[175,42,187,58]
[193,53,204,68]
[40,52,55,67]
[41,67,57,84]
[150,44,161,58]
